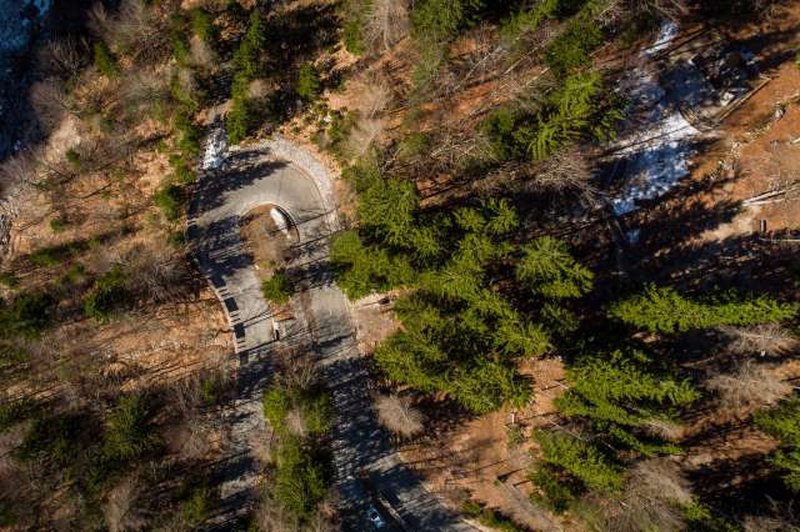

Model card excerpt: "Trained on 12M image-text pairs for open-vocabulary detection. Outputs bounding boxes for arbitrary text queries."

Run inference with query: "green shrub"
[173,109,201,158]
[500,0,559,41]
[0,272,19,288]
[296,63,322,102]
[0,291,57,337]
[190,8,217,43]
[0,398,35,430]
[461,500,527,531]
[556,350,698,455]
[182,487,211,526]
[172,33,191,65]
[17,412,88,466]
[93,42,119,78]
[273,436,328,519]
[83,266,131,322]
[343,18,366,55]
[261,271,294,304]
[49,217,68,233]
[169,154,197,185]
[610,285,799,334]
[155,183,184,222]
[103,394,159,461]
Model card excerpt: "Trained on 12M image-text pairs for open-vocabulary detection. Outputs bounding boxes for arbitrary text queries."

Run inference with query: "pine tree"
[755,395,800,492]
[535,431,624,492]
[515,236,594,298]
[555,350,698,455]
[610,285,798,334]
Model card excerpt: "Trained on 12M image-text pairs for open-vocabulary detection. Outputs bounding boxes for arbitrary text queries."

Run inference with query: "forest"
[0,0,797,530]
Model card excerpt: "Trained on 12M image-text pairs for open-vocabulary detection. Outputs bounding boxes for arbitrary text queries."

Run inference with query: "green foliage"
[182,488,210,526]
[262,382,331,520]
[375,290,535,413]
[500,0,559,41]
[93,42,119,77]
[103,394,159,461]
[171,33,191,65]
[273,436,328,519]
[0,272,19,288]
[83,266,131,322]
[233,9,267,80]
[190,8,217,43]
[155,183,184,222]
[261,271,294,304]
[330,230,414,299]
[0,398,36,430]
[535,431,624,492]
[755,395,800,492]
[530,463,578,513]
[296,63,322,102]
[545,17,602,78]
[18,412,89,466]
[342,16,366,55]
[556,350,697,455]
[462,500,527,531]
[482,72,619,162]
[0,291,56,338]
[410,0,484,44]
[515,236,593,299]
[226,95,252,145]
[29,241,84,267]
[610,285,799,334]
[49,217,68,233]
[409,0,484,91]
[173,109,201,158]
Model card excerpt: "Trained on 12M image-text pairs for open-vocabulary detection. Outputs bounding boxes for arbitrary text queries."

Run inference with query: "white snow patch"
[202,127,228,170]
[645,20,678,57]
[610,21,700,216]
[270,207,291,238]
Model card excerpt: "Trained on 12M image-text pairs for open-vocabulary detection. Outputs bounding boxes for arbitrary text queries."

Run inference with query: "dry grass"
[375,393,424,439]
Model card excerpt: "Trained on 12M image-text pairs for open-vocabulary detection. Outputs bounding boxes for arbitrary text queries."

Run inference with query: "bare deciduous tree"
[89,0,170,64]
[523,147,601,207]
[39,37,86,80]
[104,476,148,532]
[366,0,409,52]
[707,361,791,413]
[719,324,798,357]
[30,79,75,132]
[375,393,424,438]
[599,459,692,532]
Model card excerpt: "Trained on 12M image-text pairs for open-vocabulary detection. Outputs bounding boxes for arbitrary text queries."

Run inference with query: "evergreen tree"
[535,431,624,492]
[556,350,698,455]
[610,285,798,334]
[755,395,800,492]
[515,236,594,298]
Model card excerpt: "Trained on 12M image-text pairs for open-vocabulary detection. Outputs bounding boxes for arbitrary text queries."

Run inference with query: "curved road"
[188,138,474,531]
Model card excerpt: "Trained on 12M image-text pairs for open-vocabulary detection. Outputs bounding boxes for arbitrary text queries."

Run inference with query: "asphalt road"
[188,138,475,531]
